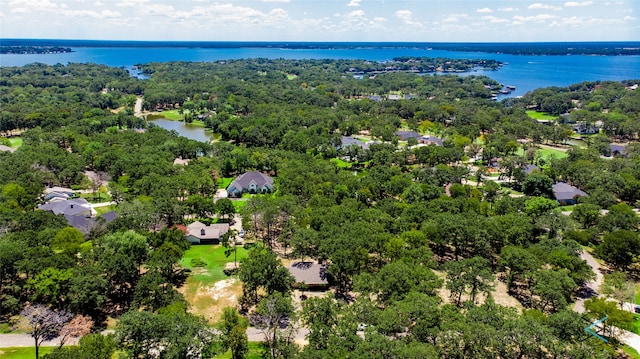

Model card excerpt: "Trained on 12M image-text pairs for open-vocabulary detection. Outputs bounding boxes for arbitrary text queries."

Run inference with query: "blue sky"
[1,0,638,41]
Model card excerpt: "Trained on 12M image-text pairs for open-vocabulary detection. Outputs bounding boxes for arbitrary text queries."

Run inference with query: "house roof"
[395,131,422,141]
[39,198,93,217]
[288,262,328,286]
[552,182,588,201]
[523,164,540,175]
[421,135,445,146]
[173,157,191,165]
[228,171,274,192]
[64,211,117,236]
[186,222,230,240]
[609,143,627,155]
[341,136,370,150]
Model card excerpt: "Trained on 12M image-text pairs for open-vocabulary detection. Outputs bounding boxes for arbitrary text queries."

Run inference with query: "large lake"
[2,45,640,98]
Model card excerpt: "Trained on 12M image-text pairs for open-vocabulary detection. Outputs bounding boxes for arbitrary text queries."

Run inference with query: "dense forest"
[0,58,639,358]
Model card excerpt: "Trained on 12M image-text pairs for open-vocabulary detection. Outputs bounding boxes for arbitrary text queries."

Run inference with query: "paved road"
[134,97,143,117]
[573,250,640,352]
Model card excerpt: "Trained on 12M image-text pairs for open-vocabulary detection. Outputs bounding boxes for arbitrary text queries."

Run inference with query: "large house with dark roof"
[227,171,274,198]
[552,182,588,205]
[395,131,422,141]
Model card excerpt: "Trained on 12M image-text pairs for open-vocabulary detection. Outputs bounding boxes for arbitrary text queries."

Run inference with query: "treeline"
[0,46,72,54]
[0,60,639,358]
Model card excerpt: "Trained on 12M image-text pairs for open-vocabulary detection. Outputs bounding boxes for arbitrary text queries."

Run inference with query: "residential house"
[288,262,329,289]
[340,136,370,150]
[64,211,117,236]
[552,182,588,205]
[395,131,422,141]
[185,221,230,244]
[38,198,95,217]
[420,135,445,146]
[43,186,76,201]
[609,143,628,157]
[227,171,274,198]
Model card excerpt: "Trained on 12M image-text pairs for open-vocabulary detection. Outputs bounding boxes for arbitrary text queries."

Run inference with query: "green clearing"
[180,244,249,287]
[95,204,116,215]
[623,345,640,359]
[286,74,298,80]
[217,177,234,189]
[154,109,183,120]
[79,191,112,203]
[537,146,568,160]
[526,110,558,120]
[630,314,640,335]
[9,137,23,148]
[214,342,263,359]
[231,199,248,212]
[635,283,640,304]
[0,346,54,359]
[330,158,352,169]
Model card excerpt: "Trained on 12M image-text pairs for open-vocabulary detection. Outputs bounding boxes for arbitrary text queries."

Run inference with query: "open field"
[0,346,54,359]
[526,110,558,120]
[537,146,568,160]
[179,244,249,323]
[9,137,22,148]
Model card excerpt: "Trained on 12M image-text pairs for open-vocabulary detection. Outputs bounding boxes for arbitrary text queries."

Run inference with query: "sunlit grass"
[526,110,558,120]
[0,346,54,359]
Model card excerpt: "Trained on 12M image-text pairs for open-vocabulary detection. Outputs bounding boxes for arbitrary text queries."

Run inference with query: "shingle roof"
[186,222,230,240]
[395,131,422,141]
[421,135,445,146]
[552,182,588,201]
[341,136,370,150]
[39,198,93,216]
[288,262,328,286]
[227,171,273,192]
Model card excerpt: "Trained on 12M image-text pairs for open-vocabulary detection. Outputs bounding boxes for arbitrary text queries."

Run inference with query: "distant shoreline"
[1,39,639,56]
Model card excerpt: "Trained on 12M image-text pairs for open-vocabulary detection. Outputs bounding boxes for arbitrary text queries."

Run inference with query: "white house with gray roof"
[227,171,274,198]
[185,221,230,244]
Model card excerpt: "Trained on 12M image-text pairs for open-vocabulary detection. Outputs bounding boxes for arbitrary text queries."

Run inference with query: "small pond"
[149,118,213,143]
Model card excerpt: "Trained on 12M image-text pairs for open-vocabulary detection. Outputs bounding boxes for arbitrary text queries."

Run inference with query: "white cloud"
[499,7,518,12]
[481,15,509,23]
[442,13,468,23]
[564,1,593,6]
[94,1,103,5]
[528,3,562,11]
[513,14,558,24]
[477,8,493,13]
[262,0,290,2]
[115,0,149,7]
[347,0,361,7]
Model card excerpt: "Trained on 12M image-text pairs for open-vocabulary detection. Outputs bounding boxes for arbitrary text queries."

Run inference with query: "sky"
[0,0,638,42]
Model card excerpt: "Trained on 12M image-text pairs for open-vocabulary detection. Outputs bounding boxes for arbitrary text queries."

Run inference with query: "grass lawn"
[79,191,112,203]
[0,346,54,359]
[156,109,183,120]
[623,345,640,359]
[9,137,23,148]
[218,177,234,189]
[330,158,352,169]
[180,244,249,287]
[635,283,640,304]
[630,314,640,335]
[231,199,248,212]
[537,146,568,160]
[95,205,116,215]
[214,342,263,359]
[526,110,558,121]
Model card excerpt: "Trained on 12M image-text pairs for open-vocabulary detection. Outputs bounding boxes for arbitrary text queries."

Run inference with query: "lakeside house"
[552,182,588,205]
[227,171,274,197]
[185,221,230,244]
[288,262,329,290]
